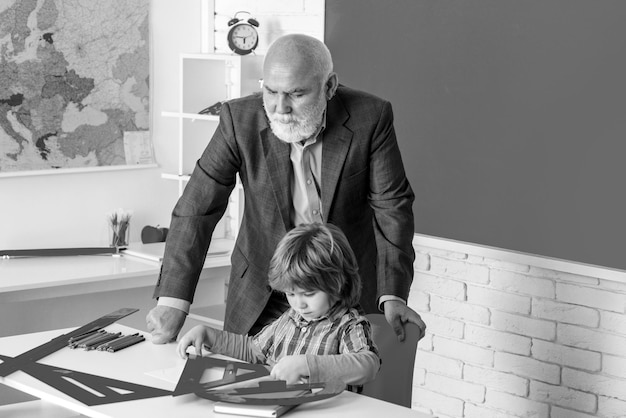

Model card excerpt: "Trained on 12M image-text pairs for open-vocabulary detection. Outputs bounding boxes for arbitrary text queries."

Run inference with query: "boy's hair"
[268,223,361,310]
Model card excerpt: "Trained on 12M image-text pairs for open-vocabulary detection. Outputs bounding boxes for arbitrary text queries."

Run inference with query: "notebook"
[213,386,309,417]
[213,401,299,417]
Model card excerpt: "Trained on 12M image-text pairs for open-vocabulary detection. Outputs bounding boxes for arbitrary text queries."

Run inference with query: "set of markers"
[67,330,145,352]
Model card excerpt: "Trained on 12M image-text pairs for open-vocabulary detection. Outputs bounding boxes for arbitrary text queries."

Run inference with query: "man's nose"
[275,94,291,114]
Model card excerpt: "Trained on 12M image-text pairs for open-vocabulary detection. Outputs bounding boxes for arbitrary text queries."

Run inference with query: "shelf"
[161,173,245,189]
[158,52,259,247]
[161,110,220,122]
[161,173,191,181]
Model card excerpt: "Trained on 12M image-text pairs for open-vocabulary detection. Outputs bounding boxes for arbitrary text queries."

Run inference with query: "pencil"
[83,332,121,350]
[107,335,145,352]
[82,332,122,350]
[96,333,139,351]
[68,329,99,344]
[106,334,142,351]
[69,330,107,349]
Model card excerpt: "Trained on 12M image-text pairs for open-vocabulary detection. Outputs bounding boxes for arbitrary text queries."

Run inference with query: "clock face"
[229,24,258,53]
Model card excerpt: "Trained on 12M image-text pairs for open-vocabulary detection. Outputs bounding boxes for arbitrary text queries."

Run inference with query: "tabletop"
[0,324,434,418]
[0,239,233,302]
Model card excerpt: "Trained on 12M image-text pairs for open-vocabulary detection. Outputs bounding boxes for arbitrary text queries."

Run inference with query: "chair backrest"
[362,313,420,408]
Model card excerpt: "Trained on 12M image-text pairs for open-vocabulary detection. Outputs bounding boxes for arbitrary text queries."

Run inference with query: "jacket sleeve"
[369,100,416,302]
[152,102,240,302]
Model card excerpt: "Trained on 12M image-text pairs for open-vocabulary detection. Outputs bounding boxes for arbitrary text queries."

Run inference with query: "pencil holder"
[107,209,132,247]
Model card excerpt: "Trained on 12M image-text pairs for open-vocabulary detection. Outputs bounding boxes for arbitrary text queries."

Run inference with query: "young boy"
[177,223,380,386]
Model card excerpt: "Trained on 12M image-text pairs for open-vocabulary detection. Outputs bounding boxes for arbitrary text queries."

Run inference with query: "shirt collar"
[287,302,347,326]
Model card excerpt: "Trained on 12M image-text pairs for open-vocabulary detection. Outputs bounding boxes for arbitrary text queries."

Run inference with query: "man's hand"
[146,305,186,344]
[383,300,427,342]
[270,355,309,384]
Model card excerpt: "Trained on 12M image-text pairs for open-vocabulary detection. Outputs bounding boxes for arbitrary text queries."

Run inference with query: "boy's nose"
[294,296,307,309]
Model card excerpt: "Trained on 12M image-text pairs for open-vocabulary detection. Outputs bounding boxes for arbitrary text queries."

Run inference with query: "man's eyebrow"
[263,85,308,94]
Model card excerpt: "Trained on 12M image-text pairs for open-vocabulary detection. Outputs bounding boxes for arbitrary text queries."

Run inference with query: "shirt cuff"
[378,295,406,312]
[157,297,190,314]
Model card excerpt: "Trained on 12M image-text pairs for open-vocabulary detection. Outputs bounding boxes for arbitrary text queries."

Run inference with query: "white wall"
[0,0,324,251]
[0,2,198,250]
[213,0,325,53]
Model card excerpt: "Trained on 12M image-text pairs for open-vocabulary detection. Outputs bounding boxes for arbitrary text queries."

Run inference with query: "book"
[213,386,309,417]
[213,401,298,417]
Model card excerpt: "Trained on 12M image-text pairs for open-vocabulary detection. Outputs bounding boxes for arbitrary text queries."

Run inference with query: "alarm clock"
[226,11,259,56]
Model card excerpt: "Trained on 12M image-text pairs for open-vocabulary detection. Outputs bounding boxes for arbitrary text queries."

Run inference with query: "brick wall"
[410,235,626,418]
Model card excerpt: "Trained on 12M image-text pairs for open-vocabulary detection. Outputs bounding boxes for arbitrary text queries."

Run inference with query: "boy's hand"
[270,355,308,384]
[176,325,211,358]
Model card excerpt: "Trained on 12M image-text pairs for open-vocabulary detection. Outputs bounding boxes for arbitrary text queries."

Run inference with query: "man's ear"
[326,72,338,100]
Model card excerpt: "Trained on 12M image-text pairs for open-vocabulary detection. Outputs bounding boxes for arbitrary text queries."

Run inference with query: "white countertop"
[0,239,233,302]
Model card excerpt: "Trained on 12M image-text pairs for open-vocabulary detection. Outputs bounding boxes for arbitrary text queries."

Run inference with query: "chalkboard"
[325,0,626,270]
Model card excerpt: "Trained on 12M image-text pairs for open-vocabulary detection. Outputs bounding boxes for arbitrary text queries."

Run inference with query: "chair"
[362,313,420,408]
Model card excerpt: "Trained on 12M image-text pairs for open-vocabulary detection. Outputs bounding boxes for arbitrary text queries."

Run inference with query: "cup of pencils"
[107,208,132,247]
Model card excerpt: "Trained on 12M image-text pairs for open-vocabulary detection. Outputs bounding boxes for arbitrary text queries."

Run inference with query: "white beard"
[264,94,327,143]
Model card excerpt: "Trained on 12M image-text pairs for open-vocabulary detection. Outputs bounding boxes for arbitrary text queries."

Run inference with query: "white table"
[0,324,434,418]
[0,240,233,301]
[0,241,232,337]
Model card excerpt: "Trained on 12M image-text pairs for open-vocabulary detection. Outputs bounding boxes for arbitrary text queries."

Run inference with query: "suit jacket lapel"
[262,127,293,230]
[321,96,352,219]
[261,95,352,229]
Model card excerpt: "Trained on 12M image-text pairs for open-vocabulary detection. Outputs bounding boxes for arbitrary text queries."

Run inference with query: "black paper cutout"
[0,354,171,406]
[196,379,346,405]
[173,355,344,406]
[0,308,174,406]
[173,354,270,396]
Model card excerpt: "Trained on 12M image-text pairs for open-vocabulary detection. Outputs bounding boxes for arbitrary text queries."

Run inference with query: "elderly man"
[147,34,425,343]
